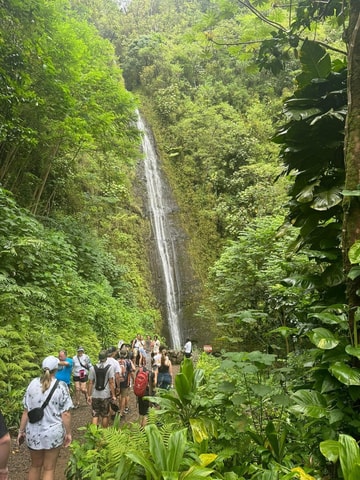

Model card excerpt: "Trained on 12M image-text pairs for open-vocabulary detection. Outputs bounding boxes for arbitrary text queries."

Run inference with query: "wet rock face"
[138,114,201,349]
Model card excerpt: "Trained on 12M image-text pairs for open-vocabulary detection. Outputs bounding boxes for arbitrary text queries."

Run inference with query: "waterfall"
[137,114,182,349]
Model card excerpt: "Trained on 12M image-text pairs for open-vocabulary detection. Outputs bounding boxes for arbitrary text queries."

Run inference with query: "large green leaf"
[167,428,188,472]
[320,440,340,463]
[175,373,192,403]
[349,240,360,264]
[297,40,331,87]
[308,311,346,326]
[146,424,168,471]
[180,466,214,479]
[308,327,339,349]
[251,384,273,397]
[339,434,360,480]
[290,389,328,418]
[126,451,159,479]
[345,345,360,360]
[310,187,343,211]
[190,418,209,444]
[329,362,360,386]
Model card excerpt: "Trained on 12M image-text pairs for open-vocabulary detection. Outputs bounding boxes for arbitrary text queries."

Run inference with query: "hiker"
[144,335,152,369]
[138,335,147,367]
[118,351,135,418]
[152,335,160,356]
[135,367,155,427]
[184,338,192,359]
[17,355,73,480]
[106,346,122,416]
[72,346,92,408]
[0,411,10,480]
[131,334,142,367]
[87,350,116,428]
[55,350,73,388]
[154,347,173,390]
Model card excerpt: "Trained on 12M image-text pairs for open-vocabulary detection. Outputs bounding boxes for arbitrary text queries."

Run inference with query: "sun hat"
[42,355,59,371]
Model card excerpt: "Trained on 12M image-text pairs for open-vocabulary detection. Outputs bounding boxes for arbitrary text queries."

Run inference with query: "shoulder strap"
[77,356,89,370]
[41,379,59,409]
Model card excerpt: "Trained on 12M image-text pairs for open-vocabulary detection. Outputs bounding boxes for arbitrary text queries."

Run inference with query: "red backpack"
[133,367,149,397]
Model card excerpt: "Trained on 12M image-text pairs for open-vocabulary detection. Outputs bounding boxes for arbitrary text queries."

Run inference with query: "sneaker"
[124,407,129,414]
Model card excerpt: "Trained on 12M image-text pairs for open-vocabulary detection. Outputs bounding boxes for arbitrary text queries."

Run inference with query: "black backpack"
[94,364,111,391]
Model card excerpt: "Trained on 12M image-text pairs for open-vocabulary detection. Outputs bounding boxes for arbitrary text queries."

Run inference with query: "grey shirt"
[88,361,114,399]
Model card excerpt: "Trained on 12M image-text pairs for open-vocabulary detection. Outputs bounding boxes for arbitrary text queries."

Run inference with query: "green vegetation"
[2,0,360,478]
[0,0,160,425]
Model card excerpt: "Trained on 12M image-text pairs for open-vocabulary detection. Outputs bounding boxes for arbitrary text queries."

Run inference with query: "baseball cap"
[77,346,85,352]
[42,355,59,371]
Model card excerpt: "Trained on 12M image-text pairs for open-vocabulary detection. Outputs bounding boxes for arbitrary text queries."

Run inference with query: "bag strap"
[41,379,59,409]
[77,356,89,370]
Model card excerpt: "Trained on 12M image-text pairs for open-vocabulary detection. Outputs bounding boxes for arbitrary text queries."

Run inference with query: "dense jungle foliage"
[3,0,360,478]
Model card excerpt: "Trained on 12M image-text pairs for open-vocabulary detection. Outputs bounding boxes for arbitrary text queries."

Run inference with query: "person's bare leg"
[28,449,45,480]
[80,383,88,403]
[139,415,147,427]
[101,416,109,428]
[120,394,126,416]
[0,433,10,480]
[42,447,61,480]
[74,381,81,406]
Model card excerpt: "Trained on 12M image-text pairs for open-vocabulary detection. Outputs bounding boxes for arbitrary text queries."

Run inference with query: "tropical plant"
[320,434,360,480]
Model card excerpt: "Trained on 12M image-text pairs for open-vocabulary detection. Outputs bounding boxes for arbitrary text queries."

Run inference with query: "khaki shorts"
[120,386,130,397]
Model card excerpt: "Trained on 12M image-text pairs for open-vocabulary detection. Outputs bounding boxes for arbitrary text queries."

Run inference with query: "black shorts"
[0,411,8,439]
[138,396,150,416]
[73,375,88,383]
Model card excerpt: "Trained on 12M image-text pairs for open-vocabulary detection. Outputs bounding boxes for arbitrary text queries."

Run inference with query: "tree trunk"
[343,1,360,344]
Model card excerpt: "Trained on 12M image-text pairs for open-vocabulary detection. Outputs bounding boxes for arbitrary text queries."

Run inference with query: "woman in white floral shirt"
[17,355,73,480]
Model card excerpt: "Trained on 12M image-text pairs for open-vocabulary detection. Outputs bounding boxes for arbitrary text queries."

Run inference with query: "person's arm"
[108,377,116,402]
[115,372,120,389]
[61,410,72,447]
[58,360,70,367]
[87,379,94,404]
[16,410,28,446]
[153,368,158,386]
[169,361,173,387]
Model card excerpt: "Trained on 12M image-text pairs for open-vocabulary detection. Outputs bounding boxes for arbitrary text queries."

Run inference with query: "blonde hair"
[40,368,53,393]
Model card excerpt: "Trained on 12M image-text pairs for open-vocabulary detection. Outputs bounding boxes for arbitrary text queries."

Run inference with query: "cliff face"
[136,115,201,349]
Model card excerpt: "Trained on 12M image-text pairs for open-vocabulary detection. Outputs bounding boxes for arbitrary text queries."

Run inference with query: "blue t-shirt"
[55,357,73,385]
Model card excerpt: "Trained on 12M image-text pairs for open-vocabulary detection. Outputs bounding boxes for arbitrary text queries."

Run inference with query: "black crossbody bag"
[28,379,59,424]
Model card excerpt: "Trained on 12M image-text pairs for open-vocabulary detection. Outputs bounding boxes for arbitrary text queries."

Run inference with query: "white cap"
[42,355,59,371]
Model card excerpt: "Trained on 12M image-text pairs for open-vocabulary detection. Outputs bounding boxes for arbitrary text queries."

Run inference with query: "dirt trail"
[9,365,180,479]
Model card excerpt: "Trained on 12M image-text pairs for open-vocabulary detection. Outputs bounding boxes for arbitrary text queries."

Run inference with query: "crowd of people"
[4,334,192,480]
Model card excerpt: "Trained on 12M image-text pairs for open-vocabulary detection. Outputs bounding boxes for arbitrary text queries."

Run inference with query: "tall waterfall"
[137,114,182,349]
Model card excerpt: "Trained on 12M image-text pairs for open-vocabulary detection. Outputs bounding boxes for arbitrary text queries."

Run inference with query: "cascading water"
[137,114,182,349]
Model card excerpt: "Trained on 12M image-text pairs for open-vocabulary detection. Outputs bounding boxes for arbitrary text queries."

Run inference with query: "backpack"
[120,359,133,386]
[94,364,111,391]
[133,367,149,397]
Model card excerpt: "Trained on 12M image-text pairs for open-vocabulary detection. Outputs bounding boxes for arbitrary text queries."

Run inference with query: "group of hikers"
[1,334,192,480]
